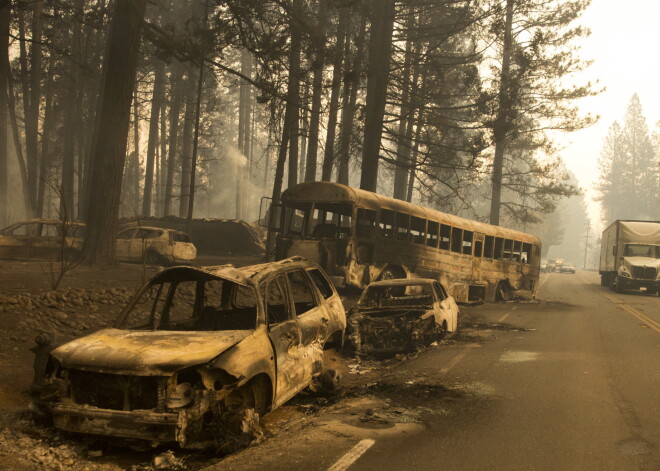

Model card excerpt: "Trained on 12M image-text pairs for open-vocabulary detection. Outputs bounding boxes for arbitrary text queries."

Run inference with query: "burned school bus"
[272,182,541,302]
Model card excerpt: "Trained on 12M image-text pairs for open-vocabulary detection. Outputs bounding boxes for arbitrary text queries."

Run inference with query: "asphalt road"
[211,271,659,471]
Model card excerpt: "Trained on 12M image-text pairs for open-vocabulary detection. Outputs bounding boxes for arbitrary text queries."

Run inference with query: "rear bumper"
[52,402,178,443]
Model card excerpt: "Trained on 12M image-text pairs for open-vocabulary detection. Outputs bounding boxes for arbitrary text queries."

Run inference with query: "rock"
[5,297,18,304]
[53,311,68,321]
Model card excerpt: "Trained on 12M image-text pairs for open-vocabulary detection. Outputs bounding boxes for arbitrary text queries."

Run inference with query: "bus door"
[471,233,485,281]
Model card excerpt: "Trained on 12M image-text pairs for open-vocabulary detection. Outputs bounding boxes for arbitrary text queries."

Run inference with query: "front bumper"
[618,278,660,290]
[52,402,178,443]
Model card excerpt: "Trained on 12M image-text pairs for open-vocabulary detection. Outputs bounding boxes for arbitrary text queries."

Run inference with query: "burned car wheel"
[146,250,167,266]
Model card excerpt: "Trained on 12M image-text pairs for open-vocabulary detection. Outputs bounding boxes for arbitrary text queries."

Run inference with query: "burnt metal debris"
[31,257,346,449]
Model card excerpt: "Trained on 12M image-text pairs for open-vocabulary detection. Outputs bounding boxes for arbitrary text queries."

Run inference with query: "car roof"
[366,278,438,288]
[149,256,317,286]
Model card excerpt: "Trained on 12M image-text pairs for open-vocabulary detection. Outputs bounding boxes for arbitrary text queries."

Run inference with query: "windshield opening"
[624,244,660,258]
[118,272,258,331]
[358,283,434,308]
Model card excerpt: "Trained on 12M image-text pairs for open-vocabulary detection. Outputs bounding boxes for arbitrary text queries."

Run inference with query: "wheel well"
[324,330,344,350]
[378,264,407,280]
[249,373,273,412]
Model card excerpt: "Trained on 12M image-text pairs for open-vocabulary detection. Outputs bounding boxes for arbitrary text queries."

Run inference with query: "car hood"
[51,328,252,375]
[624,257,660,267]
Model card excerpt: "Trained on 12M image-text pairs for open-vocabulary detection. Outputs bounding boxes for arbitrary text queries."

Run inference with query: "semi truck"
[599,220,660,294]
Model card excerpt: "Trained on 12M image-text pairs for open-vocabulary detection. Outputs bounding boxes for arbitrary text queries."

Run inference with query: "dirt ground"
[0,257,489,470]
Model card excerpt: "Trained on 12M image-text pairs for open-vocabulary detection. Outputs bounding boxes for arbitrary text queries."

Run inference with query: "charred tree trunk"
[287,0,303,189]
[132,89,140,212]
[236,49,252,219]
[489,0,514,226]
[0,0,8,226]
[158,94,168,215]
[179,71,195,218]
[82,0,148,265]
[25,0,43,215]
[59,0,84,219]
[38,53,55,217]
[337,12,367,186]
[164,63,184,216]
[304,0,327,182]
[359,0,396,192]
[320,6,348,181]
[142,60,165,217]
[393,19,414,200]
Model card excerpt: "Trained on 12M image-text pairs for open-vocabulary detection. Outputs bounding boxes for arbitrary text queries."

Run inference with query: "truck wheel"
[614,276,624,293]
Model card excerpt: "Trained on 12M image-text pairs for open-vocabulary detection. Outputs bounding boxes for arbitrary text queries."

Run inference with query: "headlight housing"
[167,382,194,408]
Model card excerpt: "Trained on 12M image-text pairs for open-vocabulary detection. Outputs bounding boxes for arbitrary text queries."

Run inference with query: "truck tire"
[614,276,624,294]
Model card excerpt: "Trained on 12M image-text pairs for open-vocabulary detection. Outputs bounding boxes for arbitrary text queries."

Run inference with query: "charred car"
[0,219,85,260]
[34,257,346,448]
[348,278,459,356]
[115,226,197,265]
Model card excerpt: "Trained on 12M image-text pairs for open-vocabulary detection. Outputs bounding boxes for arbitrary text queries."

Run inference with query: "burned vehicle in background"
[115,226,197,266]
[34,257,345,448]
[348,279,458,356]
[0,219,85,260]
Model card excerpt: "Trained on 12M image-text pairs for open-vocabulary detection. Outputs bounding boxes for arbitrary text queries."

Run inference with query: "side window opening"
[474,239,483,258]
[410,217,426,245]
[117,228,135,239]
[356,208,378,238]
[379,209,395,238]
[396,212,410,242]
[287,270,319,316]
[484,235,494,258]
[522,243,531,264]
[451,227,463,253]
[494,237,504,259]
[265,277,290,325]
[434,282,447,301]
[512,240,522,262]
[426,221,439,248]
[462,230,473,255]
[504,239,513,261]
[440,224,451,250]
[308,268,334,299]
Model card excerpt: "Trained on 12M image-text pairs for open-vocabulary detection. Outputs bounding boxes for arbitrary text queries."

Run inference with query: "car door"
[115,228,135,261]
[265,275,307,408]
[286,269,329,347]
[130,228,153,261]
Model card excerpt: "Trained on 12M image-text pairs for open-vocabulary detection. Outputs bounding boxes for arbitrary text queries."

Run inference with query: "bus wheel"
[495,281,510,301]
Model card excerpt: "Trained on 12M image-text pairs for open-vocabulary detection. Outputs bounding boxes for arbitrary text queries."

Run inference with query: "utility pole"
[583,219,591,269]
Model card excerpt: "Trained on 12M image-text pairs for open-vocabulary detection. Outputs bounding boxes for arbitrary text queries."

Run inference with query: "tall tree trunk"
[298,81,309,184]
[132,88,140,212]
[179,71,195,218]
[158,95,168,215]
[359,0,396,192]
[60,0,84,219]
[489,0,514,226]
[186,58,206,227]
[38,54,55,217]
[337,12,367,186]
[287,0,303,189]
[82,0,148,265]
[25,0,43,214]
[321,6,348,181]
[304,0,327,182]
[142,60,164,216]
[164,63,184,216]
[393,15,414,200]
[236,49,252,219]
[0,0,8,226]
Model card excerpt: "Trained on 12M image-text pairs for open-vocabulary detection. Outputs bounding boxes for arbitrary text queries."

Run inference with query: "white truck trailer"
[599,220,660,294]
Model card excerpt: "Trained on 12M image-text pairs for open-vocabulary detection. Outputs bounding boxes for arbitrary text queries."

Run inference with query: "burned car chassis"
[348,279,459,357]
[35,258,346,448]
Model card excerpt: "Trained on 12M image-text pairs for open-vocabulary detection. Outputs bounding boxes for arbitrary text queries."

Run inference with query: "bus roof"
[281,182,541,245]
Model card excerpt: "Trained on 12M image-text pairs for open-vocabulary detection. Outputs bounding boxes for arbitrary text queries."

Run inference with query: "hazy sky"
[558,0,660,227]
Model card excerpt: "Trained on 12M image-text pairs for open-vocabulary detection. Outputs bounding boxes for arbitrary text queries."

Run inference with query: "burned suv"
[34,257,345,448]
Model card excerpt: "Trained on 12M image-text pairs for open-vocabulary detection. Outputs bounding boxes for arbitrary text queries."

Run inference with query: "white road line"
[497,312,510,323]
[537,275,550,290]
[327,439,376,471]
[440,349,469,374]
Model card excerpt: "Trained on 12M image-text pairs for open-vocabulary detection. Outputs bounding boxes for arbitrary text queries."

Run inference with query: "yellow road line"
[604,294,660,334]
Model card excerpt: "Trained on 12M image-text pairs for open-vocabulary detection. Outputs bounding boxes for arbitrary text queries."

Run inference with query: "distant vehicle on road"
[540,260,548,272]
[560,262,576,274]
[347,278,459,356]
[599,220,660,295]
